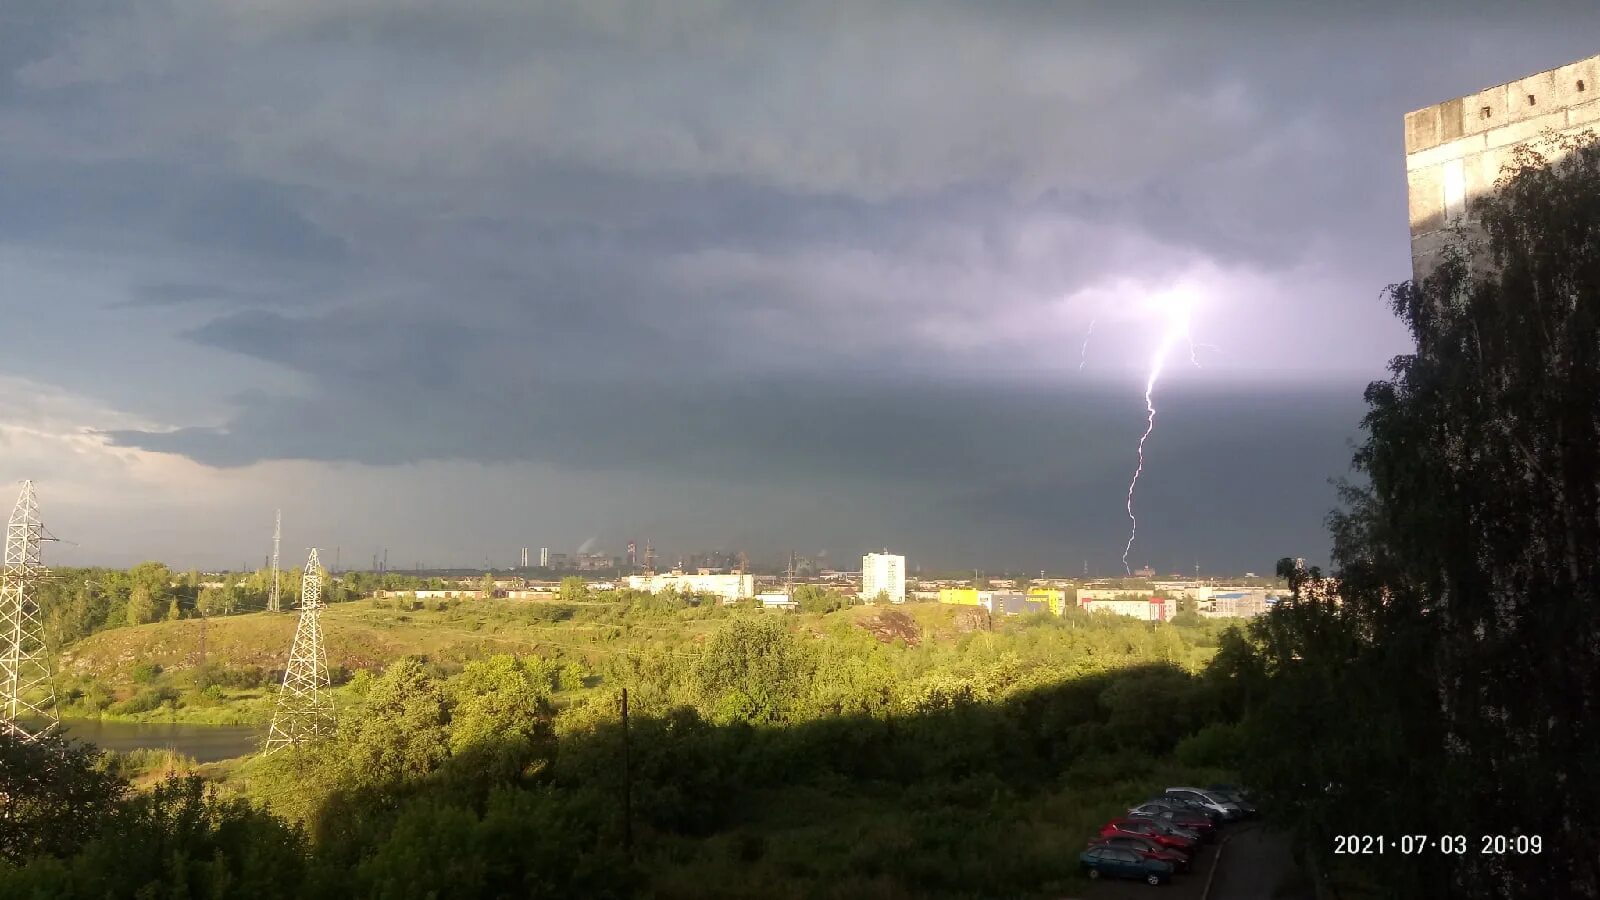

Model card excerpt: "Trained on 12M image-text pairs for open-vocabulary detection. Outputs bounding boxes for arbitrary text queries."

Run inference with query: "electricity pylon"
[262,548,334,755]
[1,481,56,741]
[268,509,282,613]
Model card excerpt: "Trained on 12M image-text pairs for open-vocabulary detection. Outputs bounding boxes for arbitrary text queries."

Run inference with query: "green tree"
[0,732,126,864]
[448,655,554,757]
[125,586,158,626]
[1242,133,1600,897]
[793,584,847,614]
[478,573,497,599]
[558,576,588,604]
[694,617,813,725]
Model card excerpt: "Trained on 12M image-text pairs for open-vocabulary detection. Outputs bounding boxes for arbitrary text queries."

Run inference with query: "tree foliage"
[1231,132,1600,897]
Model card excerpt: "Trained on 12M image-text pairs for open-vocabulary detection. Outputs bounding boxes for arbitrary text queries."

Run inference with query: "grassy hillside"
[52,596,1224,726]
[60,599,993,684]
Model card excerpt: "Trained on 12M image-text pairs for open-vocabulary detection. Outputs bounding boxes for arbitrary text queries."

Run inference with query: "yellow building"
[938,587,982,606]
[1028,588,1066,615]
[939,586,1066,615]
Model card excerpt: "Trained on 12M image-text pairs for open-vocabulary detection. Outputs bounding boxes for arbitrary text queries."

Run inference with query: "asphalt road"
[1072,821,1311,900]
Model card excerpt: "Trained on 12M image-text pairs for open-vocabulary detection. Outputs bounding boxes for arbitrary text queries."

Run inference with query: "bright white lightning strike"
[1122,294,1194,575]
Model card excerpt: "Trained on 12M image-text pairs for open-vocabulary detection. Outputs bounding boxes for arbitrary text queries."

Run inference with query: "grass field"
[52,597,1224,729]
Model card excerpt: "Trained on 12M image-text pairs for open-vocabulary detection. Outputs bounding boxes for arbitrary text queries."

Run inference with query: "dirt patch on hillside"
[856,609,922,646]
[949,608,991,634]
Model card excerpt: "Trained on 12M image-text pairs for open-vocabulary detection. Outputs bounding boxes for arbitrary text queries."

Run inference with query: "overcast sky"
[1,1,1593,574]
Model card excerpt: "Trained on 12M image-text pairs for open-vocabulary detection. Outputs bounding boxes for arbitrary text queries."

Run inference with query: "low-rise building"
[1076,588,1155,603]
[938,588,1052,616]
[376,589,488,600]
[626,572,754,603]
[937,587,984,606]
[1080,595,1169,622]
[1028,588,1067,615]
[757,592,797,610]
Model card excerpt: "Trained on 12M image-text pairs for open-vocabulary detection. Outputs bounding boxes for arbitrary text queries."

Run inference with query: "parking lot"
[1055,785,1311,900]
[1076,822,1308,900]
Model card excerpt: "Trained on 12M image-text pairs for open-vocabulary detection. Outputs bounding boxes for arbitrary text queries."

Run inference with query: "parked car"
[1138,796,1221,825]
[1147,794,1222,824]
[1165,787,1243,822]
[1100,817,1198,852]
[1204,785,1258,817]
[1128,804,1217,841]
[1079,846,1176,885]
[1088,835,1192,873]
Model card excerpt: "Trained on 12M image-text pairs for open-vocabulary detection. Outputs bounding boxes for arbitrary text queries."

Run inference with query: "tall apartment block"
[862,551,906,604]
[1405,53,1600,280]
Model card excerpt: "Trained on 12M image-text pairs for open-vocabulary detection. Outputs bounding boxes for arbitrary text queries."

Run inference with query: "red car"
[1100,818,1198,852]
[1087,835,1192,873]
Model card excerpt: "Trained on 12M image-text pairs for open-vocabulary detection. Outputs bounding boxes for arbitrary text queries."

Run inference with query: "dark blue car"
[1080,845,1175,885]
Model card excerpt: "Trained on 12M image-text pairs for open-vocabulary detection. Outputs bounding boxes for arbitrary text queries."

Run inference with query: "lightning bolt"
[1078,316,1096,372]
[1122,296,1193,575]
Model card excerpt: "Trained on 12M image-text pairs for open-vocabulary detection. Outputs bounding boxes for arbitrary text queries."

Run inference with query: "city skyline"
[4,4,1596,573]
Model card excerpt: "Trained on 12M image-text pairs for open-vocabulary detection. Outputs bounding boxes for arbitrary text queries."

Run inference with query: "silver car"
[1165,787,1242,822]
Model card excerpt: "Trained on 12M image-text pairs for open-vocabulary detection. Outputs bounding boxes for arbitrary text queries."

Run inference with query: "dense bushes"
[7,607,1244,898]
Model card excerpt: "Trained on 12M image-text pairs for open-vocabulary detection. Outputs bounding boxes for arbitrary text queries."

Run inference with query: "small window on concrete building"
[1480,106,1492,119]
[1527,94,1537,106]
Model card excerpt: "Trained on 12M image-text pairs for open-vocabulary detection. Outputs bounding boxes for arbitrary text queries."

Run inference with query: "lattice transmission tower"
[262,548,334,754]
[268,509,282,613]
[1,481,56,741]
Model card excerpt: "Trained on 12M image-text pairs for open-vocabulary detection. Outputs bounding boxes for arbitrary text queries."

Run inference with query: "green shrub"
[110,686,180,715]
[129,662,162,684]
[1174,722,1243,768]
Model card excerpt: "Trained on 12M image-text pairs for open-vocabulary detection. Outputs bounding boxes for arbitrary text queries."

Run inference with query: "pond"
[54,719,264,763]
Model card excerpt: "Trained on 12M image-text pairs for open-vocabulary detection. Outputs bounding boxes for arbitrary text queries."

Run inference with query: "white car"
[1165,787,1242,822]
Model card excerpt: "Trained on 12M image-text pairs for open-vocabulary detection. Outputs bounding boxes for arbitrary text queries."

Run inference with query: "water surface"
[56,719,263,763]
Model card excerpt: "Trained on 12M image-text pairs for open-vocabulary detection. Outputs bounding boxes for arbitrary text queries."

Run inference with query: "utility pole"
[621,687,633,856]
[262,549,335,754]
[268,510,282,613]
[0,481,57,741]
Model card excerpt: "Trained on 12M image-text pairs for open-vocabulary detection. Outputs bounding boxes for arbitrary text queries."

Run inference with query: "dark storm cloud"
[114,282,270,308]
[5,0,1594,569]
